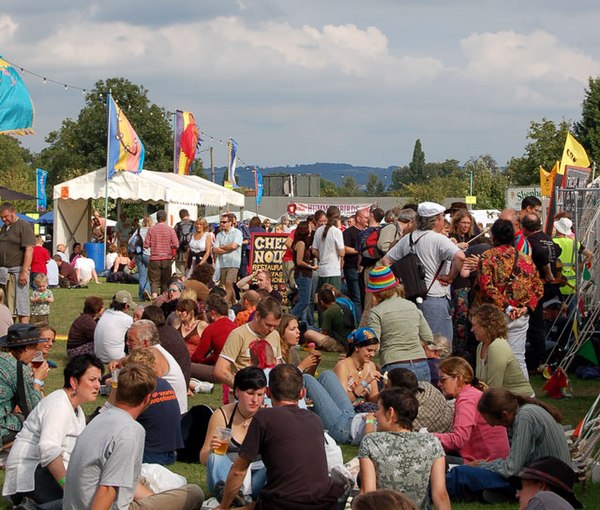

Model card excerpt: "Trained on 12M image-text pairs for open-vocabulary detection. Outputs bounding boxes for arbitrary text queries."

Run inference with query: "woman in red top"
[174,298,207,357]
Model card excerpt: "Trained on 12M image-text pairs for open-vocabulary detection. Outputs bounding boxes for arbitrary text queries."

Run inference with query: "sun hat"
[347,327,379,347]
[418,202,446,218]
[554,217,573,236]
[444,201,468,214]
[115,290,135,307]
[0,324,44,348]
[511,456,582,509]
[366,266,399,293]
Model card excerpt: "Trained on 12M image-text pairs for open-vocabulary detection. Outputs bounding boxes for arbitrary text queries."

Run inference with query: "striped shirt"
[144,222,179,261]
[479,404,570,477]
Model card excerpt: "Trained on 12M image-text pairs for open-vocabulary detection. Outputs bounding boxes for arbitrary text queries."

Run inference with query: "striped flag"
[107,94,145,179]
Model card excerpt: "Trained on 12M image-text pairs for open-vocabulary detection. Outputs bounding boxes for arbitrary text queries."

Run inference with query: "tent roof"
[52,168,244,208]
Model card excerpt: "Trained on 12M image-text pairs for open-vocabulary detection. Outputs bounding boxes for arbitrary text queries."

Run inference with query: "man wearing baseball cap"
[382,202,465,350]
[513,456,582,509]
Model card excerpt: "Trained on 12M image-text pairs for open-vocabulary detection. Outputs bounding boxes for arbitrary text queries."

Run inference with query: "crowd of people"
[0,196,590,509]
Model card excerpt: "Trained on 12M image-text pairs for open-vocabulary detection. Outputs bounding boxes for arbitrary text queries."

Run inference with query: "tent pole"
[103,90,111,248]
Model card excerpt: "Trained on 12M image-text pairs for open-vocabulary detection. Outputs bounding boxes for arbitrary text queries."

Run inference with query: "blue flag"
[36,168,47,211]
[0,57,34,135]
[256,168,264,206]
[228,138,238,186]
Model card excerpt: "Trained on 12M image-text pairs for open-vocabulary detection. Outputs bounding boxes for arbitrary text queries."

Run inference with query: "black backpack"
[175,221,194,252]
[177,404,214,463]
[391,232,429,303]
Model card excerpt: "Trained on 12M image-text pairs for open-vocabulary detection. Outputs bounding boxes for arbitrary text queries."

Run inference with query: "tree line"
[2,77,600,211]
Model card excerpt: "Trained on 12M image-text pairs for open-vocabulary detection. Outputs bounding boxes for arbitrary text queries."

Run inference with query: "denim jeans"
[303,371,358,445]
[445,465,511,500]
[382,360,431,383]
[343,266,362,320]
[207,453,267,498]
[143,450,176,465]
[291,273,313,323]
[136,253,150,300]
[419,296,453,346]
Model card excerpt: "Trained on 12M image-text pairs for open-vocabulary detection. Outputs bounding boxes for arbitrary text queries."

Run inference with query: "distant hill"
[213,163,397,188]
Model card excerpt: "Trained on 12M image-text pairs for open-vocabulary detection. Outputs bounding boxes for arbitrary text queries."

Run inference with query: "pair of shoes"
[213,480,246,508]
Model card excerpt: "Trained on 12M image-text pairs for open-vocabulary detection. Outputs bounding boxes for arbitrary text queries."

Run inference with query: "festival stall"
[52,168,245,252]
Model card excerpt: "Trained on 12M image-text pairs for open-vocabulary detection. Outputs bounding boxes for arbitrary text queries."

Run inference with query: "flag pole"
[103,90,111,252]
[253,167,258,212]
[172,110,177,174]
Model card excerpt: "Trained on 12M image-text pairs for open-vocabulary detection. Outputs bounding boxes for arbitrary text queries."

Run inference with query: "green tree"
[402,174,466,204]
[40,77,173,185]
[365,173,384,196]
[466,155,507,209]
[338,176,360,197]
[506,118,570,185]
[0,135,38,212]
[320,177,338,197]
[574,76,600,165]
[391,139,427,190]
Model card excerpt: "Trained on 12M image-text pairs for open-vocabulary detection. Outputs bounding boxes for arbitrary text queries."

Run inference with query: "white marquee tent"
[52,168,245,250]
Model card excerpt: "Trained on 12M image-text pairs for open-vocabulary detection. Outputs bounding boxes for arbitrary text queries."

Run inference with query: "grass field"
[2,279,600,509]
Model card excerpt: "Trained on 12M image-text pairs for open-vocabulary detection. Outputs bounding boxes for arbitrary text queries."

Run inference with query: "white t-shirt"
[312,225,344,277]
[46,259,59,287]
[74,257,95,282]
[152,344,188,414]
[94,309,132,363]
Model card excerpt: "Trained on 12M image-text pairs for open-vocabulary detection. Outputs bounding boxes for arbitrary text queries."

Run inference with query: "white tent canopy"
[53,168,245,251]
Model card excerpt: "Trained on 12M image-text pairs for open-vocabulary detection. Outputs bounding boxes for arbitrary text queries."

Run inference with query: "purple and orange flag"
[107,94,145,179]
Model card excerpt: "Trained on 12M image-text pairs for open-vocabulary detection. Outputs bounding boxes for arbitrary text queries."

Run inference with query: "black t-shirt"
[527,231,562,301]
[527,231,561,277]
[343,226,361,269]
[240,405,340,510]
[158,325,192,385]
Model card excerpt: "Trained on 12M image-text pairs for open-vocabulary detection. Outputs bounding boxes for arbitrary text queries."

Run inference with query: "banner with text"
[248,232,289,303]
[287,202,372,216]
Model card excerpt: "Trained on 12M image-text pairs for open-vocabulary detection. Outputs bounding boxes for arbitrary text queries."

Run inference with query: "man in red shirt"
[190,293,237,382]
[144,210,178,299]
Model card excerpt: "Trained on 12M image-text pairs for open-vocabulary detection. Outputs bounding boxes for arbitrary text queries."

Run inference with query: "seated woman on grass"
[433,356,509,463]
[358,387,450,510]
[446,387,571,503]
[200,367,267,501]
[333,327,381,413]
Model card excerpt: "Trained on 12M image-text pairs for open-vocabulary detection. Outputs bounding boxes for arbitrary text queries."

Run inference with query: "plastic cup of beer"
[111,368,121,389]
[31,351,44,369]
[214,426,232,455]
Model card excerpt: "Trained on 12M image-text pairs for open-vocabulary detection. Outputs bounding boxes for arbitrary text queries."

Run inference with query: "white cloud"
[17,16,444,85]
[461,30,600,84]
[0,15,18,45]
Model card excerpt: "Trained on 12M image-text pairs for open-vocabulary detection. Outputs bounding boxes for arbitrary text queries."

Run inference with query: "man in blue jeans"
[343,208,369,320]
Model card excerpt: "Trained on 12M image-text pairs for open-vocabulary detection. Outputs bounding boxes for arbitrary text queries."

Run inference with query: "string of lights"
[4,57,256,173]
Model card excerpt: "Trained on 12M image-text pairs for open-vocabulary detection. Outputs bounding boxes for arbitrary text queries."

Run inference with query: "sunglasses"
[168,288,180,293]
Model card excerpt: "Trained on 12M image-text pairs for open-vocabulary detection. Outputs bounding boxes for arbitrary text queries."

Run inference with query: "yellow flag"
[540,161,558,197]
[558,133,590,175]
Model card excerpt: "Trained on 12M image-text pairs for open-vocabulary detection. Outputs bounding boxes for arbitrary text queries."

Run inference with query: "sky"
[2,0,600,171]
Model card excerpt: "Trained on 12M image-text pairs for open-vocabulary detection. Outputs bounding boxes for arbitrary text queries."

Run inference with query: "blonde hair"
[432,334,450,358]
[124,348,157,370]
[34,273,48,286]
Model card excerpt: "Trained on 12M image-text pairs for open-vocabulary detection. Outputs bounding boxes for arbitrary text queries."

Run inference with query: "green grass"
[2,279,600,508]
